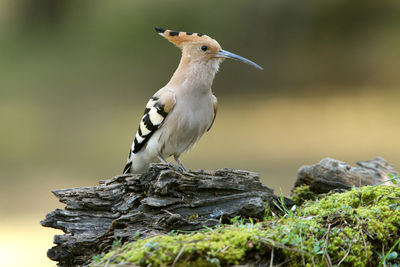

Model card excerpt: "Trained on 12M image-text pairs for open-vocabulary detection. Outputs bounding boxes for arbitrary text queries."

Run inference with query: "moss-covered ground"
[91,185,400,266]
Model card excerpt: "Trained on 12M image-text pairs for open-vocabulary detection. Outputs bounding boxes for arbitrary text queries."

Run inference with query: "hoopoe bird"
[123,27,262,174]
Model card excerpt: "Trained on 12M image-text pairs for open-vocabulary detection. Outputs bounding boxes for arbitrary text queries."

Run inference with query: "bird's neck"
[167,55,221,94]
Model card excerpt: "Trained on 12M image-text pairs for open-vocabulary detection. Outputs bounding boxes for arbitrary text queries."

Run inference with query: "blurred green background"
[1,0,400,266]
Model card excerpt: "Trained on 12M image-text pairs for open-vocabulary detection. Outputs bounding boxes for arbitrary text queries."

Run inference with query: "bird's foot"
[173,156,187,172]
[158,155,187,172]
[167,163,185,172]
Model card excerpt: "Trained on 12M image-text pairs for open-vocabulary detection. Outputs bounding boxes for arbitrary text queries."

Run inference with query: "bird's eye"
[201,45,208,52]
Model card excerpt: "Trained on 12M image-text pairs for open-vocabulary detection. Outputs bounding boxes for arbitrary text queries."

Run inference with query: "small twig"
[221,245,230,253]
[182,239,207,244]
[101,245,127,267]
[299,227,305,266]
[323,224,333,267]
[114,263,141,267]
[260,238,311,255]
[337,243,352,266]
[161,209,174,216]
[323,224,331,242]
[386,196,400,200]
[324,253,333,267]
[275,258,293,267]
[171,246,185,267]
[359,228,368,259]
[104,255,112,267]
[269,248,274,267]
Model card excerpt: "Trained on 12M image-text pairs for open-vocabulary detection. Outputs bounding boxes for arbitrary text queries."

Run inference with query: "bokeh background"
[1,0,399,266]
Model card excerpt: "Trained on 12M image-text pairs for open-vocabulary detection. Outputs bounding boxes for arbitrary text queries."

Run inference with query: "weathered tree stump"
[41,164,292,266]
[292,157,398,194]
[42,157,398,266]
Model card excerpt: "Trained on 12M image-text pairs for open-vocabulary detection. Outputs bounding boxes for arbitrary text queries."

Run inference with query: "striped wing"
[123,92,176,174]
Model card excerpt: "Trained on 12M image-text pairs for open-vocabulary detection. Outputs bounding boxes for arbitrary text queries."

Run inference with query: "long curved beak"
[216,49,263,70]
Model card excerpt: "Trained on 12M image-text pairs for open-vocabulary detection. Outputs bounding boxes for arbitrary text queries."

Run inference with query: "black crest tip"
[154,27,166,34]
[169,31,180,36]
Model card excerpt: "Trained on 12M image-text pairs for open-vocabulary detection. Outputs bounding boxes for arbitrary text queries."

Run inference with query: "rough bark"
[41,164,292,266]
[42,157,398,266]
[292,157,398,194]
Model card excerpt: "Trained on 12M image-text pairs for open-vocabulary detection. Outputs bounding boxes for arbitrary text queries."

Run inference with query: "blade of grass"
[378,239,400,267]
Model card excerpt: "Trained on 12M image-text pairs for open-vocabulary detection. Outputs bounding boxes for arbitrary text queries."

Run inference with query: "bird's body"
[123,28,262,174]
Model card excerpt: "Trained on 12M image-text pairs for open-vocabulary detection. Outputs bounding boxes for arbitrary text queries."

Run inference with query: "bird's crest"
[155,27,214,48]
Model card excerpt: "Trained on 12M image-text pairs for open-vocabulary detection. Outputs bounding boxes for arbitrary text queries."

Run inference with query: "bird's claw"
[167,163,185,172]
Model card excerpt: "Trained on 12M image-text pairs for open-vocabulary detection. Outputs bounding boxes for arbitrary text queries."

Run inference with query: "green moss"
[91,186,400,267]
[292,185,316,206]
[187,213,199,222]
[95,225,260,266]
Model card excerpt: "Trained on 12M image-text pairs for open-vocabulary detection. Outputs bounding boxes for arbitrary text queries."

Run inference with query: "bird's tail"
[122,160,132,174]
[122,150,132,174]
[122,149,151,174]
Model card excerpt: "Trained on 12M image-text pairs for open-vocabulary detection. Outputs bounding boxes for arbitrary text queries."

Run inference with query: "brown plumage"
[123,27,262,174]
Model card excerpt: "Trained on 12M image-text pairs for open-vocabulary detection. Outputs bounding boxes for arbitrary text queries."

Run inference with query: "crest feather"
[154,27,211,48]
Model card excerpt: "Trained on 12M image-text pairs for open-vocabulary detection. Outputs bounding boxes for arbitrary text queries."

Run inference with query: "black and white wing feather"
[123,92,176,174]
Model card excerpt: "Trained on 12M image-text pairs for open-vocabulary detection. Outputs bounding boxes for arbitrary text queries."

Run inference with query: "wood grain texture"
[41,164,290,266]
[41,157,397,266]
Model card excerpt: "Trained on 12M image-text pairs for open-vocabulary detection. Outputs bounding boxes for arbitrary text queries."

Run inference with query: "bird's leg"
[157,154,183,172]
[174,156,187,172]
[157,155,169,165]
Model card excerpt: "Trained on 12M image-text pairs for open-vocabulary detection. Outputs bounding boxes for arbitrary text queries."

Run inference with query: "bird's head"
[155,27,262,70]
